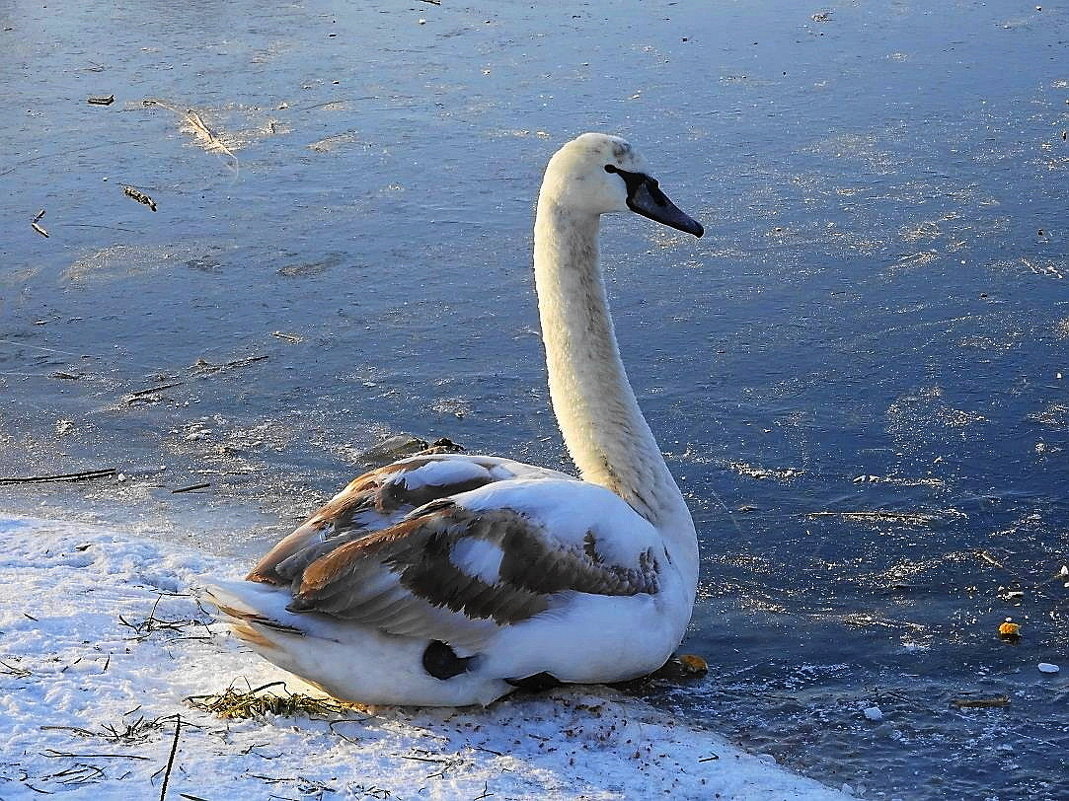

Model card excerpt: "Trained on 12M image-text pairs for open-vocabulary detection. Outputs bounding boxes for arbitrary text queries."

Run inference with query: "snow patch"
[0,514,849,800]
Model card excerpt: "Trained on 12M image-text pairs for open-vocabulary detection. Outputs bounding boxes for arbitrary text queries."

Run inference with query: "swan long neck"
[533,197,695,551]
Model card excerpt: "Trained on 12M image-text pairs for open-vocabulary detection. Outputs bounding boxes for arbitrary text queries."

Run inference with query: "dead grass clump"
[41,712,168,744]
[185,681,366,720]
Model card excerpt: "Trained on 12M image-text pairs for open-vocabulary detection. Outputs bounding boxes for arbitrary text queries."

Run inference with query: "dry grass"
[185,681,368,720]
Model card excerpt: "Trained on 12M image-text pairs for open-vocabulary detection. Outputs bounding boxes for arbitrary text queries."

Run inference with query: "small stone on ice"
[358,433,429,464]
[863,706,884,721]
[1037,663,1060,674]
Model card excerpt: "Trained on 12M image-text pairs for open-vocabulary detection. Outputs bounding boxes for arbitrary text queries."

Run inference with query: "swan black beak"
[611,167,704,237]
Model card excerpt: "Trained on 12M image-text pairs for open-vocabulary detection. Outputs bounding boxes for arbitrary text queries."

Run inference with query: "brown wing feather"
[246,457,497,586]
[283,500,662,646]
[289,507,550,626]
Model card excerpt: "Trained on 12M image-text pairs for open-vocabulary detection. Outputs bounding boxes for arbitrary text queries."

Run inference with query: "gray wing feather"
[280,502,662,649]
[246,455,499,586]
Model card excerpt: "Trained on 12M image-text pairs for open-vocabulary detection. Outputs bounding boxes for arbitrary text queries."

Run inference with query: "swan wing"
[259,478,664,651]
[246,453,571,586]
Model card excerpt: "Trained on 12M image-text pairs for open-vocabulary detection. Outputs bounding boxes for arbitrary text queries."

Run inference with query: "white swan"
[205,133,704,706]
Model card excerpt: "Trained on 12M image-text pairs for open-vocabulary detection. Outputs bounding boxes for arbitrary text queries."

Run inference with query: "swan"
[205,132,704,706]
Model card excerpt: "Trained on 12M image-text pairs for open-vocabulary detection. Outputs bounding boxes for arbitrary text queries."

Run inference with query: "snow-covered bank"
[0,515,850,800]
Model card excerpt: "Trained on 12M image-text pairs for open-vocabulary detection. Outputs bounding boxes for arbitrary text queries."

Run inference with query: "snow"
[0,514,850,800]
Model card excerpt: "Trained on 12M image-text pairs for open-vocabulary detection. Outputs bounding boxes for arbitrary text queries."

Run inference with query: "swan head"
[541,132,703,237]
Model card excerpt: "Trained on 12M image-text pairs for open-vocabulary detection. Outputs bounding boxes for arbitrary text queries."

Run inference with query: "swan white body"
[205,133,704,706]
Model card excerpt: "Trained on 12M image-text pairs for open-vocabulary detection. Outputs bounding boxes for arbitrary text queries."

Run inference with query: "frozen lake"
[2,1,1067,798]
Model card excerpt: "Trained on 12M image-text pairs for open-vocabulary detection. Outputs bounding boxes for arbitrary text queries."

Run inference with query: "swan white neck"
[533,195,696,563]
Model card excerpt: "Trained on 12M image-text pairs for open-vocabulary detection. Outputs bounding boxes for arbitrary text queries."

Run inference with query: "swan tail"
[202,578,307,653]
[200,577,511,706]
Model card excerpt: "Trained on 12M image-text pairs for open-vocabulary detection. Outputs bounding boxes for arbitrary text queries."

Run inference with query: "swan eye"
[604,164,618,174]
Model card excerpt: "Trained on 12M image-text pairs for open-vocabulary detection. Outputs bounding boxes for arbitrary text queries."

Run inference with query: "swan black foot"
[506,671,562,693]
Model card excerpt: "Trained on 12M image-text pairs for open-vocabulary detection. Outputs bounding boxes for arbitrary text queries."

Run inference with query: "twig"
[0,658,32,677]
[0,468,117,485]
[118,608,209,642]
[40,724,99,738]
[128,382,184,397]
[171,482,211,494]
[248,774,291,784]
[49,764,104,784]
[30,208,50,237]
[326,720,363,745]
[43,749,150,760]
[399,752,463,780]
[191,354,269,374]
[125,381,185,403]
[122,185,157,212]
[160,715,181,801]
[94,715,168,744]
[950,696,1010,708]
